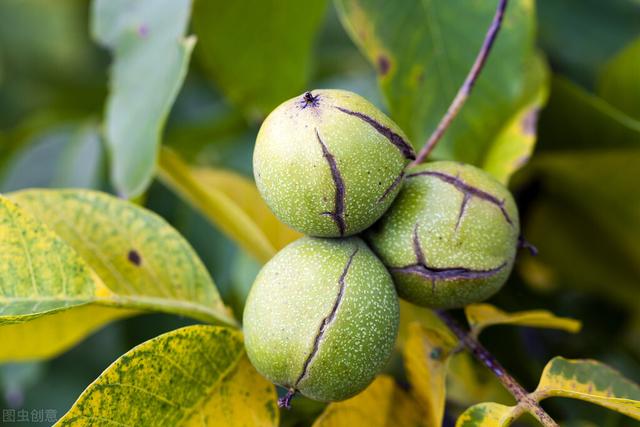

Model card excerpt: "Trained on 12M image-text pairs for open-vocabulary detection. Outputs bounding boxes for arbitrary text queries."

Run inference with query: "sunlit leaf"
[92,0,194,198]
[158,148,301,264]
[0,190,236,361]
[455,402,516,427]
[56,326,279,426]
[534,357,640,420]
[404,322,455,426]
[0,193,109,320]
[464,303,581,338]
[312,375,423,427]
[191,0,327,118]
[335,0,541,167]
[598,37,640,120]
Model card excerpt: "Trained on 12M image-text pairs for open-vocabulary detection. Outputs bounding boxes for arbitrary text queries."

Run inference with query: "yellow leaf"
[312,375,424,427]
[157,147,301,264]
[0,190,236,362]
[0,305,135,361]
[396,300,448,350]
[447,351,513,408]
[55,326,279,426]
[455,402,516,427]
[404,322,456,426]
[465,303,581,338]
[396,302,511,410]
[534,357,640,420]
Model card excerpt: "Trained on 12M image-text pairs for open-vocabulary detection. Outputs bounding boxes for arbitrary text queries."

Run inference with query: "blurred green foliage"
[0,0,638,426]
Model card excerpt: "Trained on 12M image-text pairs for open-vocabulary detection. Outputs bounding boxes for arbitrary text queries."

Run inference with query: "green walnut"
[253,89,415,237]
[366,161,520,309]
[243,236,399,404]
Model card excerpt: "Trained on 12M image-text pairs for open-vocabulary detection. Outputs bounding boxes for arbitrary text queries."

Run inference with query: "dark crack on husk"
[334,106,416,160]
[294,248,359,387]
[316,129,347,236]
[407,170,513,226]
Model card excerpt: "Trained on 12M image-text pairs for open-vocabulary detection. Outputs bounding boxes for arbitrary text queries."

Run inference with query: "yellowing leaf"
[465,303,581,338]
[404,322,456,426]
[0,193,108,320]
[312,375,424,427]
[534,357,640,420]
[158,147,301,264]
[55,326,279,426]
[455,402,516,427]
[1,189,236,361]
[483,55,550,184]
[92,0,194,198]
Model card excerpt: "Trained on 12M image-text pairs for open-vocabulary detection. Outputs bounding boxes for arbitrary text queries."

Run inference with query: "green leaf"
[92,0,194,198]
[56,326,279,426]
[534,357,640,420]
[598,37,640,120]
[0,0,98,82]
[518,75,640,307]
[464,303,581,338]
[51,121,105,189]
[403,322,455,427]
[519,148,640,308]
[312,375,423,427]
[157,148,301,264]
[537,76,640,152]
[335,0,542,167]
[0,189,236,361]
[482,55,549,184]
[537,0,640,87]
[455,402,516,427]
[191,0,327,118]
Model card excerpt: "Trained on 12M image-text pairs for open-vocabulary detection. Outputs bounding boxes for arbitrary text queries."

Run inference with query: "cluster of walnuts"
[243,90,520,406]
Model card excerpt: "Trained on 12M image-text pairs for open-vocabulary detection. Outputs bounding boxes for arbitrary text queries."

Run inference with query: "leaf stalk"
[412,0,509,165]
[436,310,558,427]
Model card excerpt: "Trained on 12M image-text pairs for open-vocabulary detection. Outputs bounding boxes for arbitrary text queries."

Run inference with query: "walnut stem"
[436,310,558,426]
[412,0,509,165]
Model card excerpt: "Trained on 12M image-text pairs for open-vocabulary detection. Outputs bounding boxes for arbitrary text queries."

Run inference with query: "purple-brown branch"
[412,0,509,165]
[436,310,558,426]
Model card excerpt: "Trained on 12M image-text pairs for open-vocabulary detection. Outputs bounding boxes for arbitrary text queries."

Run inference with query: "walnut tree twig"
[436,310,558,427]
[411,0,509,165]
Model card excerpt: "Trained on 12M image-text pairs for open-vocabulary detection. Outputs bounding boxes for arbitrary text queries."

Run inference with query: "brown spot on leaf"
[377,55,390,75]
[128,249,142,266]
[521,108,540,136]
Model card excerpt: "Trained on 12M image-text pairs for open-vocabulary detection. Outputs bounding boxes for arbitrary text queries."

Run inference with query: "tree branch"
[436,310,558,427]
[412,0,509,165]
